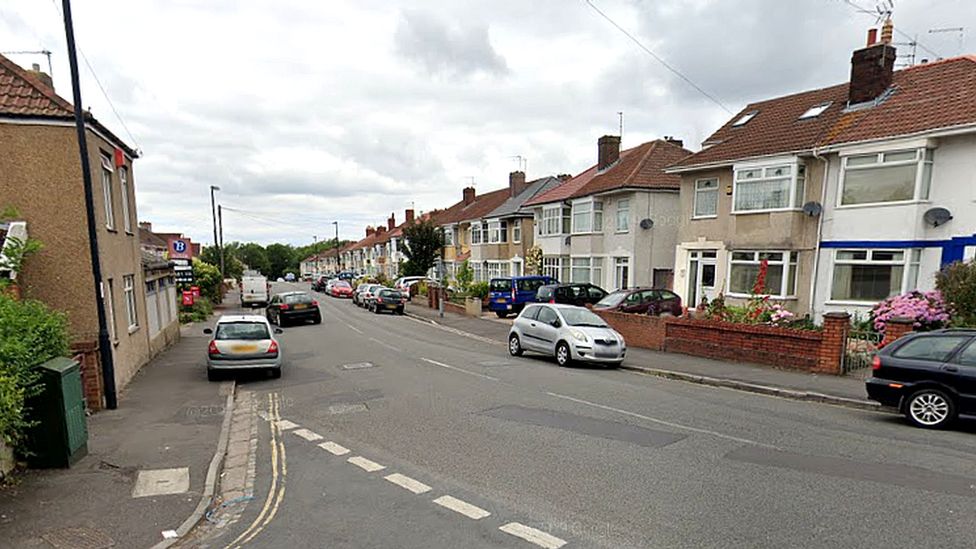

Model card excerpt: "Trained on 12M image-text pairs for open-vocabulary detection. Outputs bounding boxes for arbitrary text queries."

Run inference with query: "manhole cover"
[342,362,374,370]
[42,527,115,549]
[328,403,368,415]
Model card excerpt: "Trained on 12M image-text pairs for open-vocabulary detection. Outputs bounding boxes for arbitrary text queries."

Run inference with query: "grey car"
[507,304,626,367]
[205,315,283,380]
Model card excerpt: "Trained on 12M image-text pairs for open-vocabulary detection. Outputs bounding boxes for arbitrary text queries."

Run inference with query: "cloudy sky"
[3,0,972,245]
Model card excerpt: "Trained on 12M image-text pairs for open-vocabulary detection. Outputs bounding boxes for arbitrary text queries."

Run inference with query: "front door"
[687,250,717,308]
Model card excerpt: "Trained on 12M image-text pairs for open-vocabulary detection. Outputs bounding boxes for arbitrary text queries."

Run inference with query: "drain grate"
[341,362,374,370]
[42,527,115,549]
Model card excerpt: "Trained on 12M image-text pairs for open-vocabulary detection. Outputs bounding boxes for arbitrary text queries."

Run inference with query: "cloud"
[393,9,509,78]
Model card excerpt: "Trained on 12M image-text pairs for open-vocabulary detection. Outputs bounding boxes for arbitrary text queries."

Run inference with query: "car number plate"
[294,304,307,310]
[231,344,258,353]
[496,299,506,303]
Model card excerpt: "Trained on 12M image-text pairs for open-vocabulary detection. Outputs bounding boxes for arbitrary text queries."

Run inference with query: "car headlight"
[569,329,588,342]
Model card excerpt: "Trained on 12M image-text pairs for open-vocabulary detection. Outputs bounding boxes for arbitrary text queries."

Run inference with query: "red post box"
[182,291,194,306]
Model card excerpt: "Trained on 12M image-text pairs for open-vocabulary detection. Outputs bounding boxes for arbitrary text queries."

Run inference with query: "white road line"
[318,441,350,456]
[384,473,432,494]
[420,358,498,381]
[292,428,323,442]
[369,337,401,352]
[276,420,299,431]
[404,315,502,346]
[499,522,567,549]
[347,456,386,472]
[545,391,776,449]
[432,495,491,520]
[346,324,363,334]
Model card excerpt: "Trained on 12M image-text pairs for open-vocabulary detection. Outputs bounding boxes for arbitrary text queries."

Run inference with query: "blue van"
[488,275,556,318]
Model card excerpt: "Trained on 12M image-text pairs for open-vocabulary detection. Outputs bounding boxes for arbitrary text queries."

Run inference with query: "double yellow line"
[226,393,287,548]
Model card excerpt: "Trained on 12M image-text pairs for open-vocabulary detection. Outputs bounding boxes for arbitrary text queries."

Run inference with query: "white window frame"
[570,256,604,286]
[542,255,568,282]
[106,278,118,342]
[487,220,508,244]
[827,248,921,304]
[470,222,485,245]
[443,225,455,246]
[615,199,630,233]
[726,250,798,298]
[486,261,509,279]
[692,178,719,219]
[512,221,521,243]
[731,159,805,214]
[614,256,630,290]
[838,148,934,208]
[119,166,132,233]
[571,198,603,234]
[100,153,115,230]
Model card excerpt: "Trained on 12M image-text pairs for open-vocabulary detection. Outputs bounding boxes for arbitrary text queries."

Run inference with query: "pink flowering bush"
[871,290,950,333]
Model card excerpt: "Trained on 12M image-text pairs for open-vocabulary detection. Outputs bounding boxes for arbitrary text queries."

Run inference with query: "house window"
[123,274,138,331]
[488,221,508,243]
[615,199,630,232]
[487,261,508,278]
[732,110,758,127]
[728,251,798,297]
[614,257,629,290]
[733,163,805,213]
[840,149,934,206]
[542,206,571,236]
[542,256,569,281]
[571,257,603,285]
[443,227,454,246]
[100,153,115,230]
[106,278,117,341]
[119,166,132,233]
[799,102,832,119]
[512,222,521,243]
[572,200,603,234]
[471,223,485,245]
[693,179,719,218]
[830,249,921,302]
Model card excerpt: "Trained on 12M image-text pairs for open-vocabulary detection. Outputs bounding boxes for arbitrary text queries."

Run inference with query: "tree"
[265,243,296,279]
[199,244,243,280]
[238,243,271,276]
[455,259,473,292]
[400,219,443,277]
[936,259,976,326]
[191,258,223,303]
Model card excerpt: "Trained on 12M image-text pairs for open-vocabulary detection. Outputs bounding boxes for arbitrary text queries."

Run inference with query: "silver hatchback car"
[204,315,283,380]
[508,304,626,367]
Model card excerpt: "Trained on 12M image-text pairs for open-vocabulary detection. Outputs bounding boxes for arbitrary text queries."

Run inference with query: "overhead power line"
[839,0,943,59]
[583,0,733,114]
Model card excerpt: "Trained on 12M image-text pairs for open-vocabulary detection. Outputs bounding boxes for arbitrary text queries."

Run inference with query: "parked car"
[866,329,976,429]
[536,283,608,307]
[508,304,626,367]
[352,283,370,306]
[285,272,296,282]
[360,284,385,309]
[338,271,356,281]
[266,291,321,326]
[241,274,270,308]
[593,287,682,316]
[370,288,407,315]
[311,275,329,292]
[204,315,283,380]
[330,280,353,298]
[488,275,556,318]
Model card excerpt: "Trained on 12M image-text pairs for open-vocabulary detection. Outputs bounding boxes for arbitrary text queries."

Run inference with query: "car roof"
[526,303,588,310]
[216,314,268,323]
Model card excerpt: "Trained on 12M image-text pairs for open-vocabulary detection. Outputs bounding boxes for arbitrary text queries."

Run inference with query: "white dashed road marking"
[346,324,363,334]
[347,456,386,472]
[420,358,498,381]
[276,419,299,431]
[432,495,491,520]
[384,473,431,494]
[292,428,323,442]
[318,441,350,456]
[369,337,401,352]
[499,522,567,549]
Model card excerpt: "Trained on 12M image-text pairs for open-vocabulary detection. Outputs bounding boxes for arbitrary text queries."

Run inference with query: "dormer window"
[799,102,832,119]
[732,110,758,127]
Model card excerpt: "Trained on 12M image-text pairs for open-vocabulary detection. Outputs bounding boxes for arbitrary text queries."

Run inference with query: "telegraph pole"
[61,0,117,409]
[218,204,225,277]
[210,185,221,275]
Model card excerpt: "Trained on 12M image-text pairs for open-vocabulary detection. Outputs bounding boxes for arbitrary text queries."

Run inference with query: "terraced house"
[524,135,691,290]
[435,186,509,281]
[668,21,976,319]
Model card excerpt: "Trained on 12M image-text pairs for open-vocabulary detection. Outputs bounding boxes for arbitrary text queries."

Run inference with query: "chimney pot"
[597,135,621,171]
[509,171,527,198]
[366,226,375,237]
[405,208,415,224]
[32,63,40,71]
[138,221,152,231]
[387,213,395,230]
[867,28,878,46]
[463,186,476,205]
[664,136,684,148]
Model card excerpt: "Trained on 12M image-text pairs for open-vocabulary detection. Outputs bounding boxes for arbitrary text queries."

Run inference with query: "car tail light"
[268,340,279,355]
[280,304,290,310]
[377,298,384,303]
[208,340,220,356]
[511,288,516,301]
[549,299,555,304]
[312,300,318,306]
[872,355,881,370]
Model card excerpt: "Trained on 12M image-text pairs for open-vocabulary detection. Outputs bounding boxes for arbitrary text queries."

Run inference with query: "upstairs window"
[512,222,521,243]
[572,200,603,234]
[100,153,115,230]
[541,206,571,236]
[693,179,719,218]
[840,149,934,206]
[470,223,483,245]
[615,199,630,232]
[488,220,508,243]
[443,227,454,246]
[119,166,132,233]
[733,163,805,213]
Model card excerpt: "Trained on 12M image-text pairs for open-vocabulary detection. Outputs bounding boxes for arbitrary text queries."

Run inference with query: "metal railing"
[843,329,882,375]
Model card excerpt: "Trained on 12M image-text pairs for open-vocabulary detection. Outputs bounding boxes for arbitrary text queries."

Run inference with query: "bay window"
[830,249,921,302]
[693,179,719,218]
[571,257,604,285]
[542,256,569,282]
[541,206,572,236]
[488,220,508,243]
[840,149,934,206]
[728,251,798,297]
[512,222,521,243]
[443,226,454,246]
[470,222,486,245]
[615,199,630,232]
[732,162,805,213]
[572,199,603,234]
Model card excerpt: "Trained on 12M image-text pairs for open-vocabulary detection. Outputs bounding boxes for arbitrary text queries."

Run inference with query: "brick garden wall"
[71,339,103,412]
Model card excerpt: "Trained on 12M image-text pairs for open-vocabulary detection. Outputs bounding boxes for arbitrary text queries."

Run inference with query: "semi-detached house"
[436,186,510,281]
[524,135,691,291]
[668,21,976,319]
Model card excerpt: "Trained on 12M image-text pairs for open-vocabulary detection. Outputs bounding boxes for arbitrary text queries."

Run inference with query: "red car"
[330,280,353,298]
[593,287,682,316]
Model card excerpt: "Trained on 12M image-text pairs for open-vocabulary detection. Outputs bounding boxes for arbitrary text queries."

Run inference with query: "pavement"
[174,282,976,549]
[0,299,235,549]
[404,301,875,408]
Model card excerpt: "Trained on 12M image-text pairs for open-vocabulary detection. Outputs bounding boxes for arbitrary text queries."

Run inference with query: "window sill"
[615,230,629,234]
[835,200,930,211]
[824,300,880,306]
[691,215,718,220]
[106,227,117,233]
[125,230,134,236]
[128,325,140,335]
[730,208,802,216]
[725,292,797,300]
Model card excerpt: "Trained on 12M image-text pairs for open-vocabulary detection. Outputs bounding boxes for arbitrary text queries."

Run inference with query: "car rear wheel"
[207,368,220,382]
[313,314,322,324]
[373,305,381,314]
[508,334,523,356]
[495,311,508,319]
[905,388,956,429]
[555,342,571,367]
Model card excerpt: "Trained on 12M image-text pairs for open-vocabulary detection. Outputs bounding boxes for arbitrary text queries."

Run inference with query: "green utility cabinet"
[24,357,88,468]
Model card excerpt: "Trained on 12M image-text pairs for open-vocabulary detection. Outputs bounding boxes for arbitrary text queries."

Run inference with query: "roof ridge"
[0,53,74,115]
[623,140,658,184]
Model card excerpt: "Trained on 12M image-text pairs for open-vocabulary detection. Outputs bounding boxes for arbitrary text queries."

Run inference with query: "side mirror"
[274,328,284,334]
[203,328,213,335]
[551,319,561,328]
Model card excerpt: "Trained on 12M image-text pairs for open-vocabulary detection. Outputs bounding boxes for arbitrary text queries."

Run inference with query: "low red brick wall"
[71,340,103,412]
[593,310,667,350]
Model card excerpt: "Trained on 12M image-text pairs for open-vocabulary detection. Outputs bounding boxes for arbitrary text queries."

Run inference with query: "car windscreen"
[379,290,402,298]
[215,322,270,340]
[336,281,351,288]
[596,291,627,307]
[536,286,554,299]
[489,278,511,292]
[560,308,609,328]
[517,278,548,292]
[283,293,313,304]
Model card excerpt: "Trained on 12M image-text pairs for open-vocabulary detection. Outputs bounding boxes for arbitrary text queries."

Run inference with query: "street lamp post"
[313,235,318,276]
[210,185,221,275]
[332,221,339,273]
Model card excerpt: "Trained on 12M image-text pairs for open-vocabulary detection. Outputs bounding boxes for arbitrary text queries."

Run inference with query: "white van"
[241,275,269,308]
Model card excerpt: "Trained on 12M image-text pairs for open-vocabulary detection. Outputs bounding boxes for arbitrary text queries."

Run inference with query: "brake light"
[208,340,220,356]
[549,299,555,304]
[872,355,881,370]
[377,298,384,303]
[280,304,290,310]
[511,287,516,301]
[312,300,318,306]
[268,340,279,355]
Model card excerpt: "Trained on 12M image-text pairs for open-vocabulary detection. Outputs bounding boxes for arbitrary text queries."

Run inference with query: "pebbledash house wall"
[0,121,151,400]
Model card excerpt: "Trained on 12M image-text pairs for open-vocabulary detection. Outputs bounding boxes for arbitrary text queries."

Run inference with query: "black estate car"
[536,283,608,307]
[866,329,976,429]
[266,291,321,327]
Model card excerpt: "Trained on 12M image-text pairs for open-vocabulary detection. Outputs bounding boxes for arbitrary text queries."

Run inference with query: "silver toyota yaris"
[205,314,283,380]
[507,303,626,367]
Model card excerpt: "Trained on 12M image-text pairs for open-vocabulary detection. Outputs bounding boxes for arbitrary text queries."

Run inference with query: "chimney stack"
[597,135,621,171]
[138,221,152,231]
[509,171,527,198]
[463,187,476,205]
[387,213,396,230]
[27,63,54,92]
[377,225,387,234]
[405,208,415,224]
[848,23,896,105]
[366,226,375,237]
[663,136,684,148]
[557,174,573,181]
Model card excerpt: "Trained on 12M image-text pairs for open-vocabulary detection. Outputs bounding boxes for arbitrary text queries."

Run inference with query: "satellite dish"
[564,236,572,246]
[639,218,654,230]
[802,201,823,217]
[923,207,953,227]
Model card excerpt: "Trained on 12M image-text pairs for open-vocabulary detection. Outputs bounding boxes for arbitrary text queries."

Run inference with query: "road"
[189,281,976,549]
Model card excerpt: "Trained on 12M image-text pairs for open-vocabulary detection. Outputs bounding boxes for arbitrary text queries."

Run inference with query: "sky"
[2,0,972,246]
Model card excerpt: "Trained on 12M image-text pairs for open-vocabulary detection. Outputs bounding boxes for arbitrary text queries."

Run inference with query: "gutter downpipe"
[809,146,830,321]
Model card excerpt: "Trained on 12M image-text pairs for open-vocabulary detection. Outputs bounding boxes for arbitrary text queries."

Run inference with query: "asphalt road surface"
[201,282,976,549]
